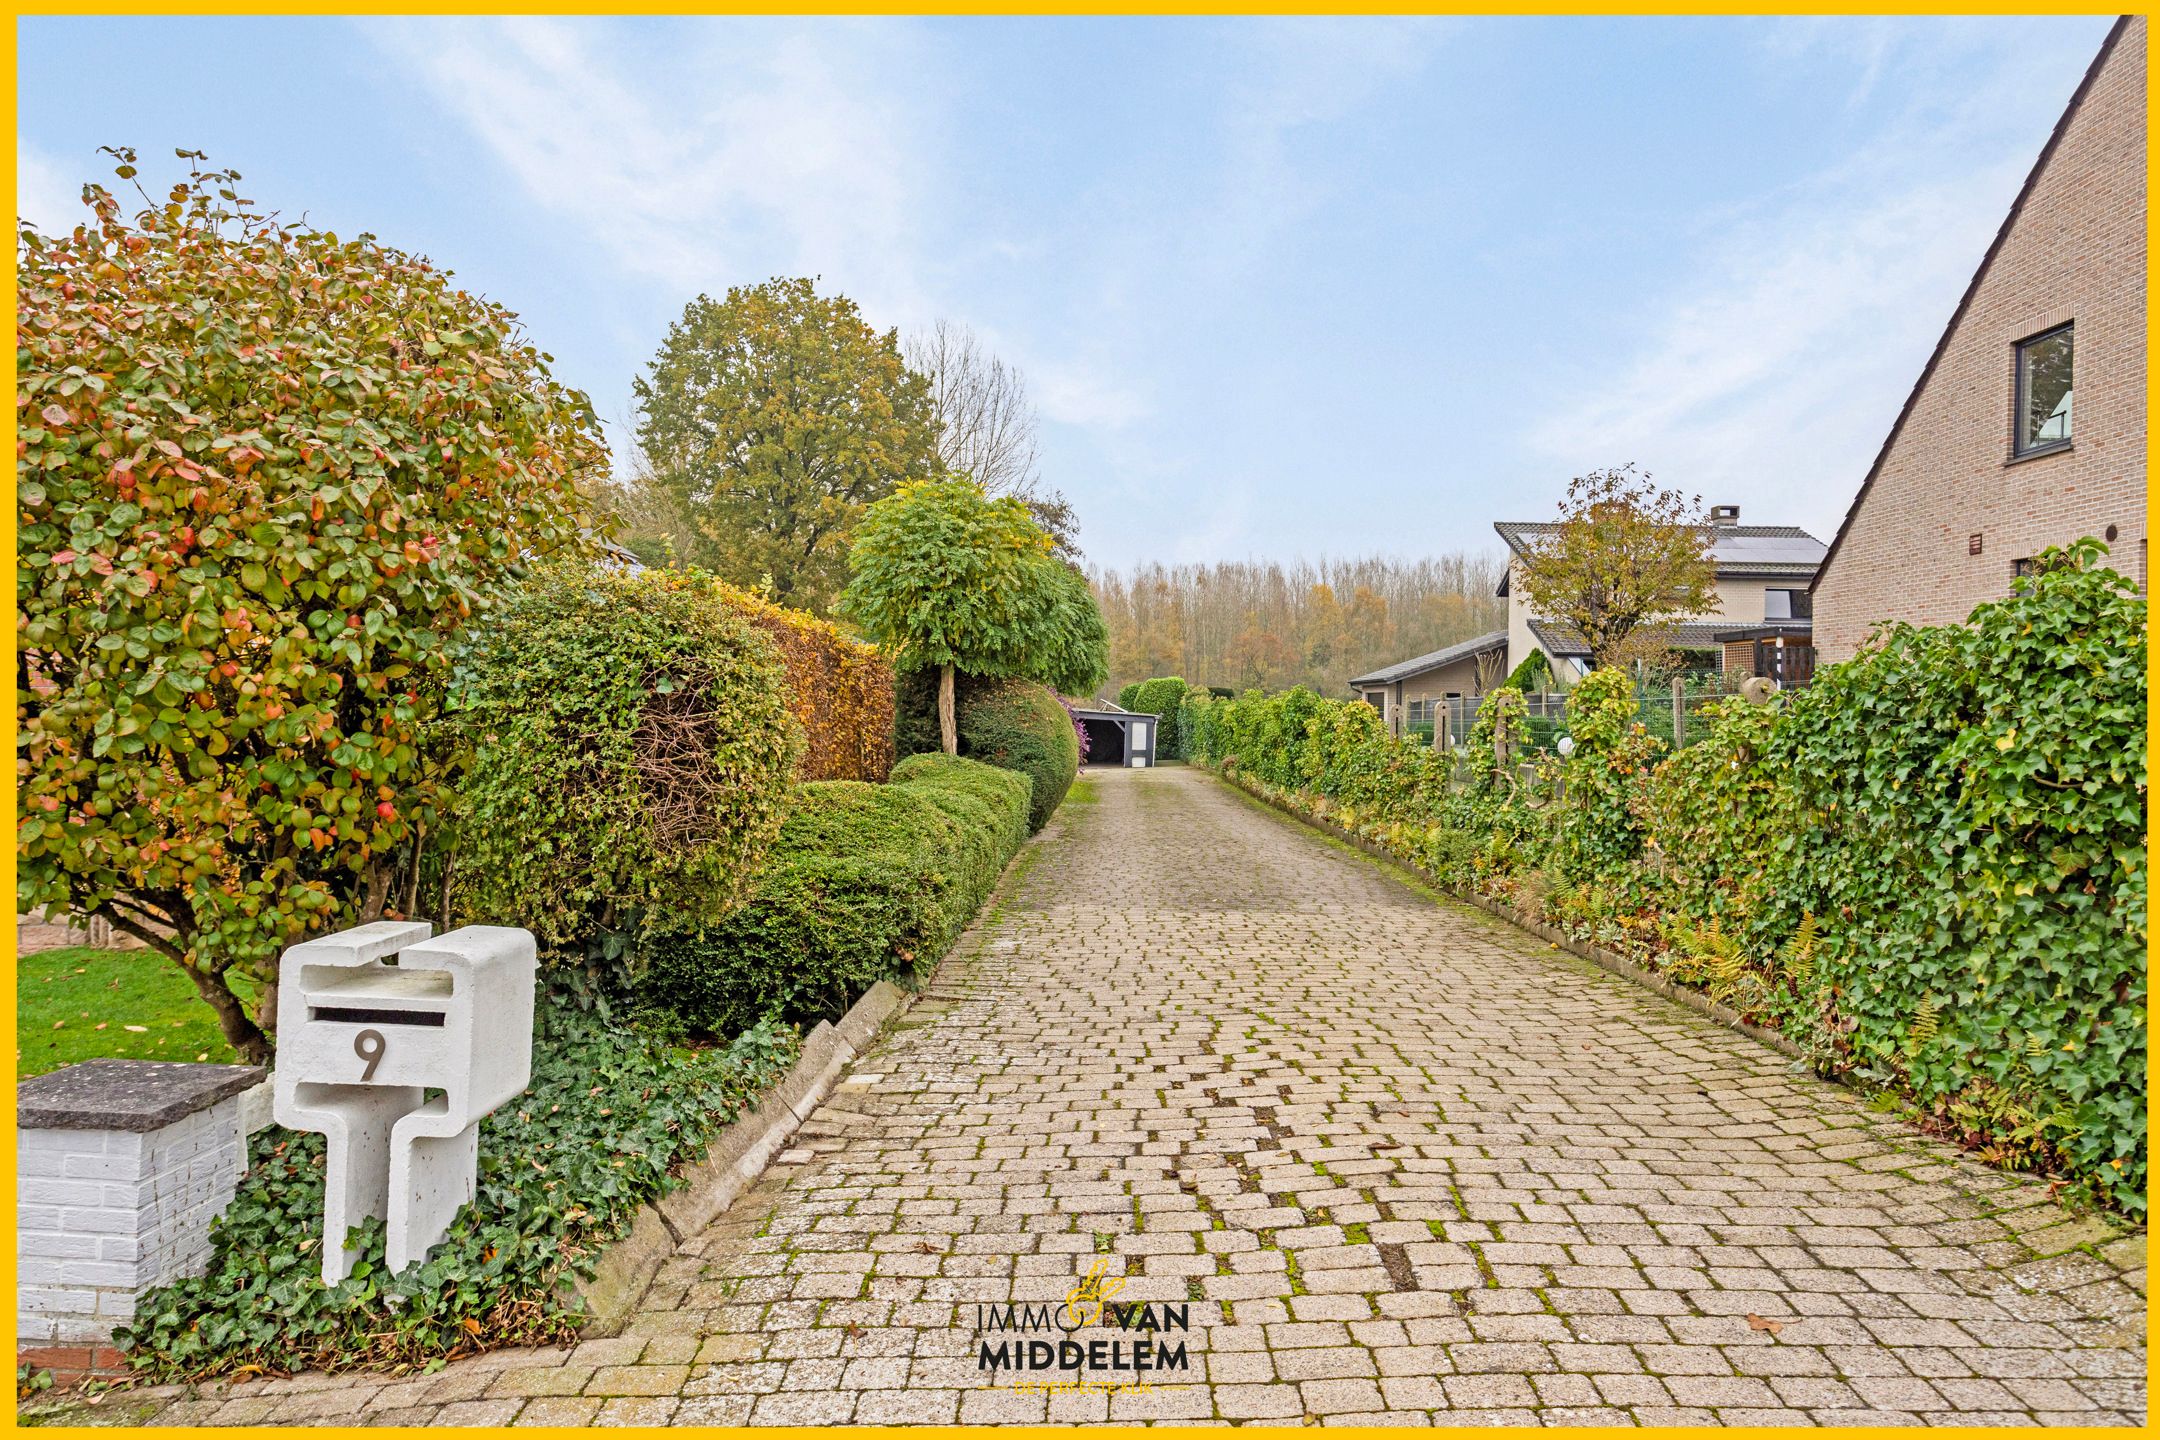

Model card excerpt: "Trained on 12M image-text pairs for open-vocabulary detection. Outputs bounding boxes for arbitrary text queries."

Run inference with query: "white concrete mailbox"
[272,920,536,1285]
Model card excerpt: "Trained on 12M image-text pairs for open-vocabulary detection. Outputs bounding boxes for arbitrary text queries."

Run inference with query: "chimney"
[1709,504,1740,528]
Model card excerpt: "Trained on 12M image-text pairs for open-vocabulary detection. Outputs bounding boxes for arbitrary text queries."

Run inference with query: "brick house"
[1494,508,1827,687]
[1812,16,2147,661]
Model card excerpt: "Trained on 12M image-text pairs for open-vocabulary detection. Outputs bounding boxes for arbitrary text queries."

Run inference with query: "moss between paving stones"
[1218,767,2144,1261]
[1220,768,1804,1057]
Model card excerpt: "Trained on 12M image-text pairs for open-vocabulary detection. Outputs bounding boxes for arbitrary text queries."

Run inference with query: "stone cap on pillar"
[18,1059,268,1132]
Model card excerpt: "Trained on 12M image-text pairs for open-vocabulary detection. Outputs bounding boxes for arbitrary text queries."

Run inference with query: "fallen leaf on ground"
[1746,1313,1784,1335]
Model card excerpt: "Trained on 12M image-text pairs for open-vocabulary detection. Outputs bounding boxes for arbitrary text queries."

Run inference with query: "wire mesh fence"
[1425,671,1765,752]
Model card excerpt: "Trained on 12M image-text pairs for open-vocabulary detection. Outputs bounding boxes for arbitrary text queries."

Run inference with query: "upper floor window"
[1764,588,1813,621]
[2015,323,2073,455]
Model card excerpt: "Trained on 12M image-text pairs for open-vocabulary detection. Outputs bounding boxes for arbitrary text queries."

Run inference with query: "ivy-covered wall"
[1187,543,2147,1214]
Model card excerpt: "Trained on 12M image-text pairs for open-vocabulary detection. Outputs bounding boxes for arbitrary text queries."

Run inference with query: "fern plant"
[1775,912,1821,986]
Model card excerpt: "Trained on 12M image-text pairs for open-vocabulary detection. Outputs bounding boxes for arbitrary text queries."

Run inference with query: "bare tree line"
[1088,553,1509,700]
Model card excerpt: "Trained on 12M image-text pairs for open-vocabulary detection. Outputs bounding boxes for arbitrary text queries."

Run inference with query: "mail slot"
[273,920,536,1284]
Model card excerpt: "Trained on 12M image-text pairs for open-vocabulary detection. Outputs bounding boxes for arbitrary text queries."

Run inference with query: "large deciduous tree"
[631,278,940,613]
[839,479,1107,753]
[1513,465,1717,671]
[15,149,608,1060]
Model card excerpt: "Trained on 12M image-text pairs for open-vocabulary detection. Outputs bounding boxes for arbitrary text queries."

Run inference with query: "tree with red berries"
[16,150,608,1060]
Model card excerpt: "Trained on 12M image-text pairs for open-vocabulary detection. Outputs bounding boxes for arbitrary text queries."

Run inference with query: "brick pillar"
[17,1059,269,1379]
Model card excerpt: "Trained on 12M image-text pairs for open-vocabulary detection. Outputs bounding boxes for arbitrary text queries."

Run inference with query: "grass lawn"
[17,946,256,1078]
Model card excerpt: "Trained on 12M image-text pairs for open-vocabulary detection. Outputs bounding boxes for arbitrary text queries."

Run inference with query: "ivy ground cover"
[116,1008,796,1381]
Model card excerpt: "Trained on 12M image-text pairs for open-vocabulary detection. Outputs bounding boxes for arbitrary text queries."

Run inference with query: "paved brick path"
[125,766,2143,1426]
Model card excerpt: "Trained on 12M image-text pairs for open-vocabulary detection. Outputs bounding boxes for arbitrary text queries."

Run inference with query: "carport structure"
[1069,707,1157,767]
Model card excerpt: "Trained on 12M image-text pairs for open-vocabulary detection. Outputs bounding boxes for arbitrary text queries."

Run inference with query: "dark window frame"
[2011,321,2074,459]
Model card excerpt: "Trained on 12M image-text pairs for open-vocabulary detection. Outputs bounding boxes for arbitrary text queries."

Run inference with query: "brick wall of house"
[1813,17,2147,662]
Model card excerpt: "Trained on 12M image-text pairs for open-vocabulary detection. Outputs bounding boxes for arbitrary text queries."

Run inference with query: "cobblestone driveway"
[136,766,2144,1426]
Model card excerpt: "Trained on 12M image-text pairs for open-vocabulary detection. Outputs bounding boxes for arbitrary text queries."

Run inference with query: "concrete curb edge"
[572,979,912,1335]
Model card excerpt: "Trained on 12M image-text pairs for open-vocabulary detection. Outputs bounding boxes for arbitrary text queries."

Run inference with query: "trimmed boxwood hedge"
[953,680,1078,831]
[448,563,802,956]
[642,754,1030,1038]
[896,672,1080,832]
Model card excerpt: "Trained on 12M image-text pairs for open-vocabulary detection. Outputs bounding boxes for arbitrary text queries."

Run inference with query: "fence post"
[1671,676,1686,748]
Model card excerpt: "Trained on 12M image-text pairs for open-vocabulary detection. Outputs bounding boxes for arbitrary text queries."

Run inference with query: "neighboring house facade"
[1348,630,1508,738]
[1812,16,2146,662]
[1495,509,1827,685]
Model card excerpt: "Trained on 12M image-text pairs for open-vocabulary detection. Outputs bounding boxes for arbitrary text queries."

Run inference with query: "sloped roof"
[1813,16,2133,592]
[1711,620,1816,643]
[1527,618,1810,659]
[1349,630,1508,688]
[1495,522,1826,588]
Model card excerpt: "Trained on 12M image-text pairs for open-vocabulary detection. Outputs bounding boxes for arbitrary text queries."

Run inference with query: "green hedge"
[1199,544,2147,1213]
[959,680,1078,829]
[642,755,1029,1037]
[449,564,802,959]
[1178,689,1216,767]
[897,672,1078,832]
[118,1009,796,1380]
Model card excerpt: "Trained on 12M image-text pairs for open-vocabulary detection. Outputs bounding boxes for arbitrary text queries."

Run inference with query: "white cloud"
[367,14,1171,462]
[1527,24,2097,540]
[1193,17,1455,280]
[366,16,939,320]
[1032,358,1150,430]
[17,141,81,234]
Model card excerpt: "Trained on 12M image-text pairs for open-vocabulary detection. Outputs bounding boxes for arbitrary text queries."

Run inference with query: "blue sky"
[16,14,2115,570]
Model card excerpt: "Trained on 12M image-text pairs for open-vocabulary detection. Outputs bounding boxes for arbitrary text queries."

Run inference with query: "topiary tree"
[839,478,1106,754]
[447,564,803,980]
[892,671,1081,830]
[15,150,608,1061]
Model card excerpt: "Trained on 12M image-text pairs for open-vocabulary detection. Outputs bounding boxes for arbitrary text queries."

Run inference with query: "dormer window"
[2015,323,2073,456]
